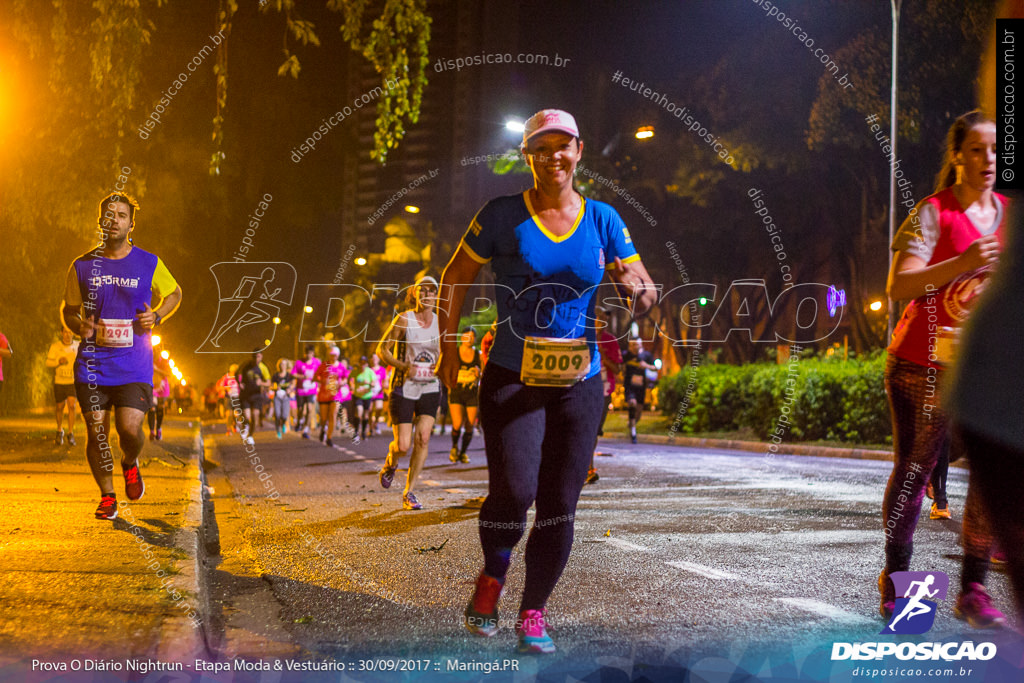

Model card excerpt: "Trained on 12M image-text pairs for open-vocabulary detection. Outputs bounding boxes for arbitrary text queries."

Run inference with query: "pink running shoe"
[954,583,1006,629]
[516,609,555,654]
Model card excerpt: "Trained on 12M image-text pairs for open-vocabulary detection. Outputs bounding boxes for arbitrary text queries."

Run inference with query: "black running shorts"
[76,382,152,413]
[388,391,441,425]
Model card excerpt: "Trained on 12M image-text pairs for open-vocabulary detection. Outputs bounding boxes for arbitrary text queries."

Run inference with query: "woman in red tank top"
[879,111,1007,627]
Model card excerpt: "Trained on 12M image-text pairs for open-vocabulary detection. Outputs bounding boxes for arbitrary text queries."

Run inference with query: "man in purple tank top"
[62,192,182,520]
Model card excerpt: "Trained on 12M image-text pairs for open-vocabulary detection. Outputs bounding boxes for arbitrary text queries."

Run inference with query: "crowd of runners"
[198,288,660,510]
[23,101,1024,656]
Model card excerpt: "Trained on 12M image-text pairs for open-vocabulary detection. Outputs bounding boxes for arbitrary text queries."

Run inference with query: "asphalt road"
[200,421,1021,681]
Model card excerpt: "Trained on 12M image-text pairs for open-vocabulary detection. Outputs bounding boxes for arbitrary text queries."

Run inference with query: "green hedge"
[659,353,892,444]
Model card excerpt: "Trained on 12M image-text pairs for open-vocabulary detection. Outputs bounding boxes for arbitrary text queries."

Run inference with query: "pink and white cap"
[522,109,580,145]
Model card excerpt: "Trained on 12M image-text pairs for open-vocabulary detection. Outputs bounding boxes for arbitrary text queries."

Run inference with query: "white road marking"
[774,598,874,624]
[606,538,650,553]
[666,560,741,581]
[580,487,688,495]
[422,480,442,487]
[700,530,878,546]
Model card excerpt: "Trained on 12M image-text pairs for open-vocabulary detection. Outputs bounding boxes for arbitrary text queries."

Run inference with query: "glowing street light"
[272,317,281,325]
[870,300,884,312]
[304,305,313,314]
[354,257,367,266]
[151,334,161,346]
[404,205,420,214]
[505,119,525,134]
[635,125,655,140]
[160,350,170,360]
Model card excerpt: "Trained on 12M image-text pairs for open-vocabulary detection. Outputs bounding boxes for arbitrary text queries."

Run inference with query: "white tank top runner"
[399,309,440,399]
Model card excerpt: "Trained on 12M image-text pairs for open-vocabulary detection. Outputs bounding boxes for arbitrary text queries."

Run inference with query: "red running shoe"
[464,571,504,637]
[95,495,118,520]
[123,462,145,501]
[878,570,895,619]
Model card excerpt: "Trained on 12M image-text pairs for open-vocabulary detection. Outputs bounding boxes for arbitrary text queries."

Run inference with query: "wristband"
[153,313,162,327]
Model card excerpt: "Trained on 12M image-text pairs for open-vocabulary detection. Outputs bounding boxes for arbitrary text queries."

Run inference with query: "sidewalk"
[0,413,207,676]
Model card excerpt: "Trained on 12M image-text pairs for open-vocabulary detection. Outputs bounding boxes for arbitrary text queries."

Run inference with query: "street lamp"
[151,334,161,346]
[272,316,281,325]
[304,305,313,314]
[354,257,367,266]
[887,0,903,342]
[869,300,884,312]
[505,119,525,134]
[635,126,654,140]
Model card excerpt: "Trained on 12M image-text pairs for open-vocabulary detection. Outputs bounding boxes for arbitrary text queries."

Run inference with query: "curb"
[604,430,896,462]
[155,425,211,661]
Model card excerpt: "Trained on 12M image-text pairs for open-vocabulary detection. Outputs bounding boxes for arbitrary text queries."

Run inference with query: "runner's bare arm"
[156,285,183,321]
[61,265,94,339]
[438,247,484,389]
[888,237,999,301]
[377,314,409,371]
[137,286,183,329]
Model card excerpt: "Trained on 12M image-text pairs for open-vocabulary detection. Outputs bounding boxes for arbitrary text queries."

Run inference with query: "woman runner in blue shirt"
[439,109,656,654]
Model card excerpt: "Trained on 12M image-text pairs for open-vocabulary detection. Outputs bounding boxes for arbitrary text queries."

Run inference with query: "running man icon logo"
[881,571,950,635]
[197,262,296,353]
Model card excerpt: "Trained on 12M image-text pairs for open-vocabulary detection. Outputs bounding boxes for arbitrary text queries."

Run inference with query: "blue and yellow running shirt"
[65,246,179,386]
[460,191,639,380]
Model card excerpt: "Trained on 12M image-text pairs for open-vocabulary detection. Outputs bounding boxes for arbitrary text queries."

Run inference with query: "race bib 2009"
[520,337,590,387]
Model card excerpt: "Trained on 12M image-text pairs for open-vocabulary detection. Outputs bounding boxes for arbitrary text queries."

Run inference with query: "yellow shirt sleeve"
[64,263,83,307]
[152,258,178,298]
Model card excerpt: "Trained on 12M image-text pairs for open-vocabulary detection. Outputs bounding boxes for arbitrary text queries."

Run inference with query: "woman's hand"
[609,256,657,317]
[960,235,1000,270]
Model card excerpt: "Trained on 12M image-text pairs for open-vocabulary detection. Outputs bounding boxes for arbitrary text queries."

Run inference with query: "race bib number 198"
[97,318,133,348]
[521,337,590,387]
